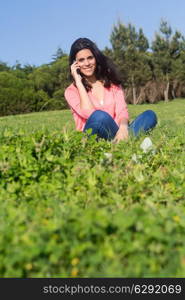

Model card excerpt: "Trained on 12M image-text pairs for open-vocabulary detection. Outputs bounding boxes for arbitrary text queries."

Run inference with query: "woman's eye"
[77,56,94,62]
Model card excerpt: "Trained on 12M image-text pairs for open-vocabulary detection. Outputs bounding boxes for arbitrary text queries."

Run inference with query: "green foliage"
[0,71,34,115]
[109,19,185,103]
[1,21,185,115]
[0,61,10,72]
[151,20,185,101]
[51,47,67,62]
[110,21,151,103]
[0,55,70,116]
[152,21,183,75]
[0,100,185,277]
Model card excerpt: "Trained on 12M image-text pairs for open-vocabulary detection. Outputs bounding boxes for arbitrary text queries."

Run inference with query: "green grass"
[0,99,185,277]
[0,98,184,134]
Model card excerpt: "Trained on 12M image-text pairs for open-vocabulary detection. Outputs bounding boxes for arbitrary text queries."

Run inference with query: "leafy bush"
[0,100,185,277]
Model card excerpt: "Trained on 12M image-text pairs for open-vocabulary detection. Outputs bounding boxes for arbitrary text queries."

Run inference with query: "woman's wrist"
[118,126,128,135]
[119,121,128,130]
[117,121,129,136]
[75,78,83,87]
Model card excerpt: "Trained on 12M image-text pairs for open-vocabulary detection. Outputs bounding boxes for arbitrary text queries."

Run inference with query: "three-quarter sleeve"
[64,86,95,120]
[114,85,129,125]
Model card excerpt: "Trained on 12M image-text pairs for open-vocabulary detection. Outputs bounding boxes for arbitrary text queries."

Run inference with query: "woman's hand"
[113,124,129,143]
[71,61,82,83]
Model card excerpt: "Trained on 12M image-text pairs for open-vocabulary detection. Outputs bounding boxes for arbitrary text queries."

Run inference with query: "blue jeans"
[83,110,157,140]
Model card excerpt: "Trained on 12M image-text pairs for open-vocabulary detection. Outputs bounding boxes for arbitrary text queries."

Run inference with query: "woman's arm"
[113,118,129,143]
[113,86,129,143]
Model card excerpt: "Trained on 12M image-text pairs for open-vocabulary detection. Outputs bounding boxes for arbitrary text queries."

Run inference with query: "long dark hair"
[69,37,122,91]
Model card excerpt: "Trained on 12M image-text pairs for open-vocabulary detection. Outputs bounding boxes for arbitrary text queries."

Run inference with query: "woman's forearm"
[119,118,129,130]
[76,80,95,110]
[113,117,129,143]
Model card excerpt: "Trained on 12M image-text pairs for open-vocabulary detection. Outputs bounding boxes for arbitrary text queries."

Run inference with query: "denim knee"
[88,110,112,123]
[144,110,157,125]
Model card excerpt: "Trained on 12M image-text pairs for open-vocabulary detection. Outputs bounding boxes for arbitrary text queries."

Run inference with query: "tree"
[51,47,67,62]
[28,65,55,96]
[110,21,151,104]
[0,61,10,72]
[0,71,35,115]
[22,64,36,75]
[151,20,183,101]
[50,56,70,109]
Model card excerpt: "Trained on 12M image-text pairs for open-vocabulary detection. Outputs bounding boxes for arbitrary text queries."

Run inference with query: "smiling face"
[75,48,97,78]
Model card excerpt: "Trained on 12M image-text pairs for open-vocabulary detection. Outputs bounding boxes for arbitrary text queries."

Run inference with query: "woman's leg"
[83,110,119,140]
[129,110,157,137]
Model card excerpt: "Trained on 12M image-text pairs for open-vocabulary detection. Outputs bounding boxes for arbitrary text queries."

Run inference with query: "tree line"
[0,20,185,116]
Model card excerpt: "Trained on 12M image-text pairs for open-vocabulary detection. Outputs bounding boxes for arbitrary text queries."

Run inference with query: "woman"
[64,38,157,143]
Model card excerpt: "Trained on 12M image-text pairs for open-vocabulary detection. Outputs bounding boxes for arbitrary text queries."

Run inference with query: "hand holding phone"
[71,60,82,82]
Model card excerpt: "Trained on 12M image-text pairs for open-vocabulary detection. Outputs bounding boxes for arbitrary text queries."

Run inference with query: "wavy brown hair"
[69,37,122,91]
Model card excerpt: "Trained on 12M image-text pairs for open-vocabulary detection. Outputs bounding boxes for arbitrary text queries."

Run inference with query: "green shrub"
[0,99,185,277]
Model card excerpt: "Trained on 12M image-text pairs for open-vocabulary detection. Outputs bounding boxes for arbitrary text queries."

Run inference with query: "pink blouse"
[64,83,129,131]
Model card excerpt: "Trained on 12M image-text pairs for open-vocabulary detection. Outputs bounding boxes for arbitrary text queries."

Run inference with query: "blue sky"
[1,0,185,66]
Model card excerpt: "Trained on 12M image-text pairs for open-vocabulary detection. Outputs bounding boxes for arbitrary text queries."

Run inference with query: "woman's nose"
[84,59,90,65]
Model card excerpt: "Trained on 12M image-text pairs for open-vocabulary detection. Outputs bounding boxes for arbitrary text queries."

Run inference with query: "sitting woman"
[64,37,157,143]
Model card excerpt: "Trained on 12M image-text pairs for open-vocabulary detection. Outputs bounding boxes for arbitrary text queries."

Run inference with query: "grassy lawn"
[0,99,185,277]
[0,98,184,134]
